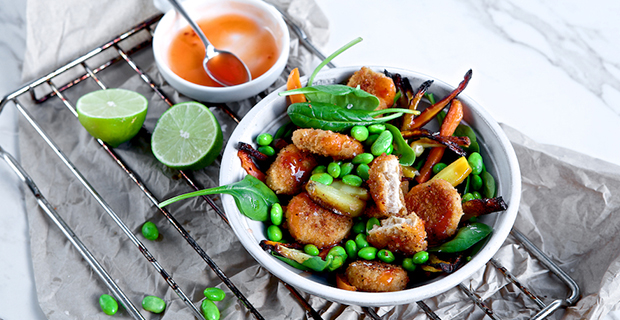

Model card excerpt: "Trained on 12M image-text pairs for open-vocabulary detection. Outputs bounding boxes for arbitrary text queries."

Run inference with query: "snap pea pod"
[384,124,416,166]
[287,102,419,132]
[481,170,496,198]
[428,222,492,253]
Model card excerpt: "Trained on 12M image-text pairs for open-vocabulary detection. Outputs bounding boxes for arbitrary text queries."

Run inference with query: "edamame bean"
[312,165,326,174]
[402,258,416,272]
[367,124,386,134]
[345,240,358,259]
[203,287,226,301]
[201,299,220,320]
[304,244,320,256]
[364,134,380,147]
[141,221,159,241]
[412,251,429,264]
[386,144,393,155]
[371,130,393,156]
[472,191,482,199]
[257,146,275,157]
[342,174,362,187]
[270,203,283,226]
[352,221,366,234]
[267,225,283,242]
[142,296,166,313]
[339,162,355,178]
[462,193,475,202]
[356,164,370,180]
[366,217,380,233]
[99,294,119,315]
[352,153,374,165]
[377,249,395,263]
[310,173,333,185]
[470,174,483,190]
[358,247,378,260]
[327,162,341,178]
[355,233,370,249]
[432,163,447,174]
[256,133,273,146]
[351,125,369,141]
[468,152,483,175]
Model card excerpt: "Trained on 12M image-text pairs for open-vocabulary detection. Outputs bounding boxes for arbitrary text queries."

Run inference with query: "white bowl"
[152,0,290,103]
[220,66,521,306]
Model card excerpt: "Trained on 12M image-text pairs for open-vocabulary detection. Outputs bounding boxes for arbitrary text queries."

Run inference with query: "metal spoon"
[167,0,251,86]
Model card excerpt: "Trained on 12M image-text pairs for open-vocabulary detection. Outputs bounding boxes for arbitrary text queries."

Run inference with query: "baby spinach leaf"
[428,222,492,253]
[280,84,380,111]
[384,124,415,166]
[158,175,278,221]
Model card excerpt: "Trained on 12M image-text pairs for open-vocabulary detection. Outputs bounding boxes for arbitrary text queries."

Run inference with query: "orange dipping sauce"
[168,13,279,87]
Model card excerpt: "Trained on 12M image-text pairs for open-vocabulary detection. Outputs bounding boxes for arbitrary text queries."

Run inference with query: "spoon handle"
[167,0,214,55]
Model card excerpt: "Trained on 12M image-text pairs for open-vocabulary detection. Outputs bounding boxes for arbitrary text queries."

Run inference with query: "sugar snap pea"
[428,223,493,253]
[384,124,416,166]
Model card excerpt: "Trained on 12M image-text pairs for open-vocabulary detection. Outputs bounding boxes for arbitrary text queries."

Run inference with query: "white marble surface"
[1,0,620,319]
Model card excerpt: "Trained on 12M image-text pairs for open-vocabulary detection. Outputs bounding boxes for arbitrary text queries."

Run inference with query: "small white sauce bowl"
[152,0,290,103]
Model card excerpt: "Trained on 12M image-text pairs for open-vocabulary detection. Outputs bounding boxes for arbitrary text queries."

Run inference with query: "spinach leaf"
[280,84,380,111]
[454,124,479,153]
[428,222,492,253]
[384,124,416,166]
[287,102,418,132]
[158,175,278,221]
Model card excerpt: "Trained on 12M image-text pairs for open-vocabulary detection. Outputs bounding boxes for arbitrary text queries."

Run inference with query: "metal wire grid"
[0,12,580,320]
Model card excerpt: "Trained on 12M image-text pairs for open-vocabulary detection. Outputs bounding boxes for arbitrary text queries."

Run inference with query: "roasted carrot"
[286,68,306,104]
[401,80,433,131]
[416,99,464,183]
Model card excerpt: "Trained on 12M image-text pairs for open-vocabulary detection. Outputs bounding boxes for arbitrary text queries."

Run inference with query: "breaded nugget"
[346,67,396,110]
[367,154,407,217]
[292,128,364,160]
[265,144,317,195]
[285,192,353,249]
[345,260,408,292]
[367,212,428,255]
[405,179,464,244]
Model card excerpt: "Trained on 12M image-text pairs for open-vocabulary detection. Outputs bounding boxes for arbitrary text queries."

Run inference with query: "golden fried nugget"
[345,260,408,292]
[367,154,407,217]
[346,66,396,110]
[367,212,428,255]
[265,144,317,195]
[292,128,364,160]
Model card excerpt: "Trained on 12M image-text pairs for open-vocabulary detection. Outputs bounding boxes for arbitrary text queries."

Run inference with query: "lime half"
[76,88,148,147]
[151,102,223,170]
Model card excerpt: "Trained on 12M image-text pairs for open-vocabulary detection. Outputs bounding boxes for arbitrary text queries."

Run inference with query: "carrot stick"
[286,68,306,104]
[401,80,433,131]
[416,99,464,183]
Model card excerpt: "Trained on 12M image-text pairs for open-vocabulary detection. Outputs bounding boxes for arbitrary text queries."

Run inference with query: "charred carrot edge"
[401,80,434,131]
[238,149,266,182]
[408,70,472,130]
[286,68,306,105]
[416,99,464,183]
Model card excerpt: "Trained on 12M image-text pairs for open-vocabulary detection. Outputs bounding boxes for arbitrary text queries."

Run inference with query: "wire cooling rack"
[0,11,580,320]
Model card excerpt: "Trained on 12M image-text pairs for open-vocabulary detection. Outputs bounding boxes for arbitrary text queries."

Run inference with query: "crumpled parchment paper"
[17,0,620,319]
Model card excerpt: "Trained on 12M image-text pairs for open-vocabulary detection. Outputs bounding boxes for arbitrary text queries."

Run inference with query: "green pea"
[141,221,159,241]
[256,133,273,146]
[412,251,429,264]
[328,246,347,258]
[339,162,355,178]
[432,163,447,174]
[472,191,482,199]
[342,174,363,187]
[367,124,386,134]
[355,233,369,249]
[203,287,226,301]
[352,153,374,165]
[270,203,283,226]
[358,247,378,260]
[371,130,393,156]
[351,125,369,141]
[402,258,416,272]
[366,217,380,233]
[468,152,484,175]
[462,193,475,202]
[377,249,395,263]
[364,134,380,147]
[327,162,341,178]
[470,174,483,190]
[257,146,275,157]
[142,295,166,313]
[99,294,119,315]
[312,165,326,174]
[356,164,370,180]
[304,244,320,256]
[201,299,220,320]
[310,173,333,185]
[345,240,358,259]
[267,225,283,242]
[352,221,366,234]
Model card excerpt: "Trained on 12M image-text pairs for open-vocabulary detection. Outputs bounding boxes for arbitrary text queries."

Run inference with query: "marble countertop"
[1,0,620,319]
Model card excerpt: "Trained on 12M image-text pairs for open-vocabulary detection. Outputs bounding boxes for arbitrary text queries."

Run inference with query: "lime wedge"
[151,101,223,170]
[76,88,148,147]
